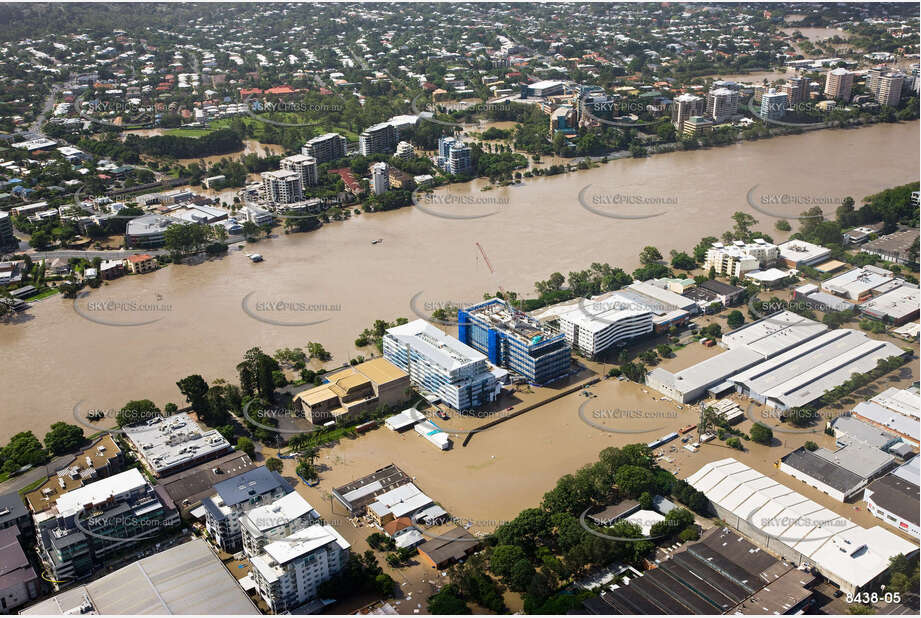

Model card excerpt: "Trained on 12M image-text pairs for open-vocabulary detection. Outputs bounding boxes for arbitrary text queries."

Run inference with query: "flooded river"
[1,122,917,441]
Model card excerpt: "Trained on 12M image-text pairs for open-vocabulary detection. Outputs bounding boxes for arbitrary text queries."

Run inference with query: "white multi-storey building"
[704,239,779,277]
[705,87,739,123]
[280,154,318,189]
[824,67,854,101]
[557,295,653,357]
[249,524,350,613]
[241,492,321,557]
[358,122,398,156]
[261,170,303,205]
[202,467,293,552]
[383,319,499,410]
[302,133,347,163]
[371,161,390,196]
[395,141,415,160]
[671,93,704,133]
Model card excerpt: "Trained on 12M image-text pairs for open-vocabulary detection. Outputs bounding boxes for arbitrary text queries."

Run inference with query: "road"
[0,452,74,494]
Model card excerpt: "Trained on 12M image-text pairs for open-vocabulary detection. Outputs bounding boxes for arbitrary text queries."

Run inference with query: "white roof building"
[730,329,906,411]
[55,468,147,518]
[870,386,921,420]
[687,458,917,594]
[722,311,828,359]
[822,267,900,300]
[777,239,832,266]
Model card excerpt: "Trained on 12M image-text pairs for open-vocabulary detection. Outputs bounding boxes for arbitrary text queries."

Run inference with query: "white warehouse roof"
[687,458,916,592]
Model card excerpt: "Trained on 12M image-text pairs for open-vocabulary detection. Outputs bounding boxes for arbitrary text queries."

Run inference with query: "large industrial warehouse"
[686,458,916,595]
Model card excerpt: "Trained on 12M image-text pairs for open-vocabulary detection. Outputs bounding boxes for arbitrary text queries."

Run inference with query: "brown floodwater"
[0,122,917,442]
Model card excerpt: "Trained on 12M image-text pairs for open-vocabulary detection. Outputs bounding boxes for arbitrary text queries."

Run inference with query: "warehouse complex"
[687,458,916,595]
[647,311,908,407]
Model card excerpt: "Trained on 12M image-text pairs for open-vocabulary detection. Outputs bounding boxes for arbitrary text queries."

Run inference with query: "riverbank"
[0,121,917,442]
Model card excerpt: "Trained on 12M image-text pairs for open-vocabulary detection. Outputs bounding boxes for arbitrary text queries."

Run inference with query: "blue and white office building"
[459,298,571,385]
[383,319,499,410]
[436,136,472,176]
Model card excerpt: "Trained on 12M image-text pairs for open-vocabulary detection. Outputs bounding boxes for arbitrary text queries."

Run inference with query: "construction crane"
[475,242,494,274]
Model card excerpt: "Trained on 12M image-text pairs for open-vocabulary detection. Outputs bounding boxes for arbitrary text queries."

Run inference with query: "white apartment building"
[261,170,303,205]
[383,319,499,410]
[280,154,318,189]
[241,492,321,557]
[557,295,653,357]
[824,67,854,101]
[302,133,347,164]
[395,141,415,160]
[868,68,905,107]
[358,122,398,156]
[705,87,739,123]
[704,239,778,277]
[371,161,390,196]
[671,93,704,133]
[202,467,293,552]
[249,524,350,613]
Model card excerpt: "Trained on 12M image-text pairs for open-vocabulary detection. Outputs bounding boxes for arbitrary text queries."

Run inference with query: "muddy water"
[0,122,917,441]
[781,27,848,42]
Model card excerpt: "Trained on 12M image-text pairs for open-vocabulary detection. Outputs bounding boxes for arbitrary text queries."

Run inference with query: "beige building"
[704,239,779,278]
[293,357,409,424]
[671,93,704,133]
[824,67,854,101]
[25,435,123,514]
[126,253,157,274]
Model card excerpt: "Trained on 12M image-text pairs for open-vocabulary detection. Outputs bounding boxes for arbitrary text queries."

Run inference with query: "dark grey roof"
[781,447,865,493]
[159,451,254,508]
[213,466,291,507]
[0,492,28,526]
[865,474,920,526]
[699,280,744,296]
[0,527,38,590]
[580,527,812,615]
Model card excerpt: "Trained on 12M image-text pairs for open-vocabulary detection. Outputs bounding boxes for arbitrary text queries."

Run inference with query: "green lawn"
[29,287,60,301]
[163,128,215,138]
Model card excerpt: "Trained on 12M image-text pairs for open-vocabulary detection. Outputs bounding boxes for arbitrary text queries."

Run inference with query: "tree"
[2,431,49,471]
[117,400,160,427]
[726,310,745,328]
[775,219,791,232]
[614,465,655,498]
[804,441,818,451]
[265,457,283,473]
[670,252,696,270]
[374,573,395,597]
[750,422,773,445]
[731,212,758,239]
[726,436,743,450]
[639,246,663,265]
[176,375,209,413]
[236,436,255,457]
[428,585,471,614]
[490,545,526,577]
[508,558,536,592]
[44,422,85,455]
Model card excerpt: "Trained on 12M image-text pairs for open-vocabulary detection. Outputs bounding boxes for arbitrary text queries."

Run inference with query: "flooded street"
[1,122,918,441]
